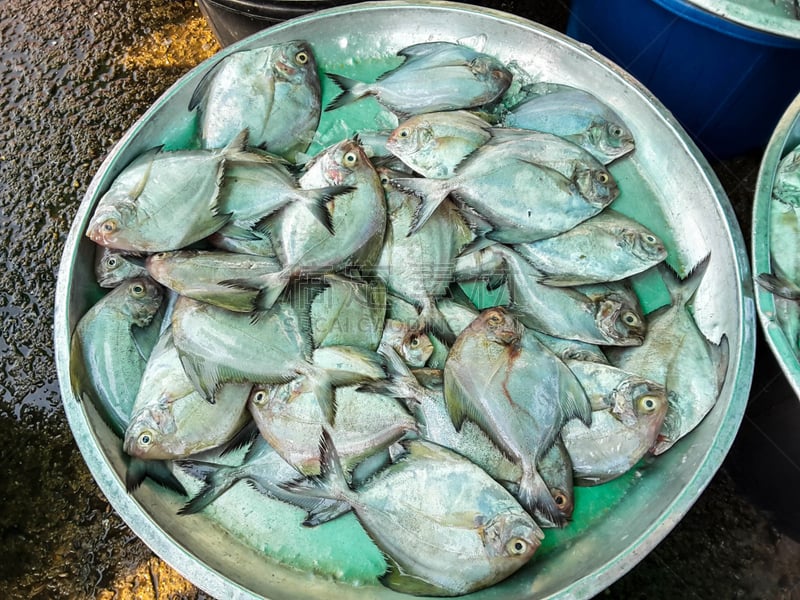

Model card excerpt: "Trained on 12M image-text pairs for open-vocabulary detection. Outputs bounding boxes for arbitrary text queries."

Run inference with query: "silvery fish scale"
[54,2,754,599]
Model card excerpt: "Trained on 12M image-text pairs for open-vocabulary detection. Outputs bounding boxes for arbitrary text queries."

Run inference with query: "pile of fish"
[70,38,727,596]
[757,140,800,355]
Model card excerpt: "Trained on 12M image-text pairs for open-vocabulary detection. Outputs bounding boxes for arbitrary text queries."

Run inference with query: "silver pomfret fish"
[190,41,321,160]
[562,359,668,485]
[499,245,647,346]
[376,167,473,343]
[606,259,728,454]
[286,434,543,596]
[124,329,251,460]
[266,139,386,285]
[443,308,591,527]
[85,133,264,252]
[392,139,609,242]
[513,209,667,286]
[146,250,283,313]
[504,82,635,164]
[385,111,493,178]
[249,380,415,476]
[484,129,619,207]
[326,41,512,116]
[70,277,164,435]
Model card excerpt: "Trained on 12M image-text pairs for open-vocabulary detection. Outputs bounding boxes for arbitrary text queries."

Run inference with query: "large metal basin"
[54,2,756,598]
[753,92,800,398]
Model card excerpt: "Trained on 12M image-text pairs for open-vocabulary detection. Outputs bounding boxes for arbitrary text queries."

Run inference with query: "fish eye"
[106,257,118,267]
[138,431,154,447]
[295,51,309,65]
[398,128,410,138]
[553,492,567,506]
[609,124,624,137]
[380,174,390,185]
[251,389,268,405]
[506,538,529,556]
[638,395,660,413]
[342,151,359,167]
[622,311,640,326]
[596,171,610,184]
[130,283,146,297]
[487,313,503,326]
[409,335,420,348]
[101,219,118,233]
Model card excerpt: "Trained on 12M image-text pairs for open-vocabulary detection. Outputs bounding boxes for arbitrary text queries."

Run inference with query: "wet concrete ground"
[2,0,800,598]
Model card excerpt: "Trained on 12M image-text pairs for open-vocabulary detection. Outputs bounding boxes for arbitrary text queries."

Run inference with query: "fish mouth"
[496,327,521,345]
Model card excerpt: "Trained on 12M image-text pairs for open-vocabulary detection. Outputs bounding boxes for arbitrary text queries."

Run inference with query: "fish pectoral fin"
[379,554,449,596]
[443,373,474,432]
[559,368,593,428]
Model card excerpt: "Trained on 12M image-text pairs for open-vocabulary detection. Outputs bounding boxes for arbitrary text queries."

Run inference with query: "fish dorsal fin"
[129,147,160,202]
[188,52,231,111]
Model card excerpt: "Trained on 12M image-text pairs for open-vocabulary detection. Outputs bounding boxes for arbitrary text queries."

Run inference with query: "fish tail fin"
[325,73,366,111]
[299,184,355,235]
[389,177,452,235]
[310,346,388,422]
[418,298,457,346]
[125,458,187,496]
[518,466,568,528]
[661,253,711,307]
[220,268,290,314]
[278,429,351,522]
[176,460,237,515]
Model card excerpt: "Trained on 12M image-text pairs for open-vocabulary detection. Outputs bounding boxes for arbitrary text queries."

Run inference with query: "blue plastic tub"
[567,0,800,159]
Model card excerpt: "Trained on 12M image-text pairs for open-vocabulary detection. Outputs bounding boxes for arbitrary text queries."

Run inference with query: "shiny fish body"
[310,276,387,350]
[191,41,321,159]
[606,260,726,454]
[370,345,521,486]
[500,245,647,346]
[249,379,415,476]
[392,138,608,243]
[269,139,386,275]
[70,278,164,436]
[376,167,472,342]
[562,359,668,485]
[326,41,512,116]
[504,82,635,164]
[170,296,311,401]
[385,111,493,178]
[218,156,349,236]
[484,129,619,208]
[178,436,350,523]
[146,250,283,313]
[513,209,667,286]
[443,308,591,527]
[289,436,543,596]
[85,136,264,252]
[94,247,148,288]
[124,329,251,460]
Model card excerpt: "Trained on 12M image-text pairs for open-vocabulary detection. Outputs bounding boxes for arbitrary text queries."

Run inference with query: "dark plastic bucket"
[197,0,361,47]
[567,0,800,159]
